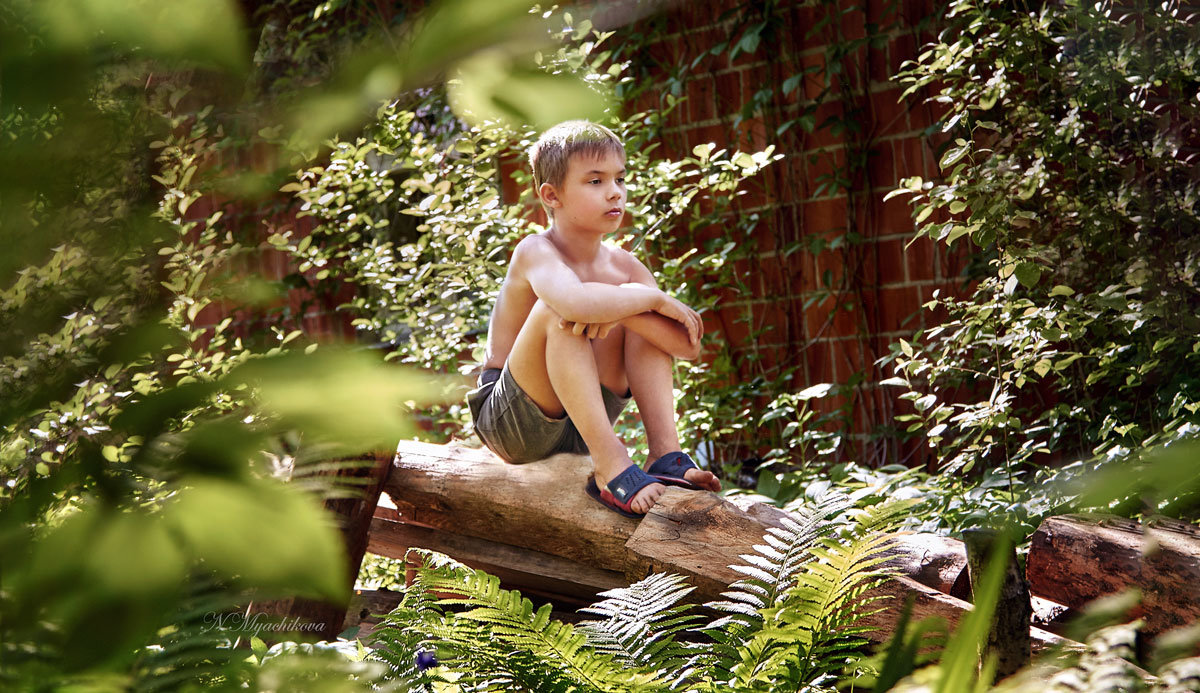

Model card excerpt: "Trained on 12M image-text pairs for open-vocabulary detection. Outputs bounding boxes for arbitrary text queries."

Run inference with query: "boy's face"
[543,150,626,234]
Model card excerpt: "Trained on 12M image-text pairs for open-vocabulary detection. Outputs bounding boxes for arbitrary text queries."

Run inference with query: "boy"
[467,120,720,518]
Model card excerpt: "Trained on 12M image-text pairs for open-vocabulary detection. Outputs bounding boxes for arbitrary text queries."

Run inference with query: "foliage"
[0,0,616,688]
[370,494,907,692]
[883,0,1200,523]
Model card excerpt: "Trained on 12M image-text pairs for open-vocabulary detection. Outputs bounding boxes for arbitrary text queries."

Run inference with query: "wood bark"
[367,515,627,605]
[381,441,1066,649]
[251,450,394,641]
[962,529,1031,680]
[1028,515,1200,636]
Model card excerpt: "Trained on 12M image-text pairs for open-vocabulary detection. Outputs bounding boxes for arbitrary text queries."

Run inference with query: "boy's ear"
[538,182,562,209]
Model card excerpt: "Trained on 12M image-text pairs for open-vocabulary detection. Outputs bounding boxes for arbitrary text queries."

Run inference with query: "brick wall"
[596,0,959,465]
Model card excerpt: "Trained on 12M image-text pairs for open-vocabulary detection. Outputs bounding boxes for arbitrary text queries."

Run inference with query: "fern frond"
[129,575,258,692]
[692,497,910,691]
[398,549,667,692]
[691,492,852,685]
[577,572,699,672]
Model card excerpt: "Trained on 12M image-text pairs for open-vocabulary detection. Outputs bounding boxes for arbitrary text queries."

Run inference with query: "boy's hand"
[654,294,703,346]
[558,317,618,340]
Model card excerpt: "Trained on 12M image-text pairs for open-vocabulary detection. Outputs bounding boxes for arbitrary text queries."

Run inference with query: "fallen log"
[367,515,626,605]
[382,440,1065,648]
[1028,515,1200,636]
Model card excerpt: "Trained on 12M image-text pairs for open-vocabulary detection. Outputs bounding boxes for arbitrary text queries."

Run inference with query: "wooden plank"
[1028,515,1200,636]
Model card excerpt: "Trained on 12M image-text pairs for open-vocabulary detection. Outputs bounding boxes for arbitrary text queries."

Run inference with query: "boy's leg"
[507,300,665,513]
[624,330,721,491]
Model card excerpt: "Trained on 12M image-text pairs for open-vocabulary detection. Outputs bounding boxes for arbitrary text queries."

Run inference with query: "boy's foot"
[587,464,666,517]
[647,451,721,492]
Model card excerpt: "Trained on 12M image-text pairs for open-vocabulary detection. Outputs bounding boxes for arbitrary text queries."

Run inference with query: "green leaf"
[1014,262,1041,288]
[167,478,347,601]
[1049,284,1074,297]
[229,349,448,453]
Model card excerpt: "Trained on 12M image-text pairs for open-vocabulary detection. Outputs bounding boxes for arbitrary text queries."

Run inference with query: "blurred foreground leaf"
[232,348,452,454]
[36,0,248,73]
[168,477,347,602]
[448,50,611,129]
[1075,439,1200,515]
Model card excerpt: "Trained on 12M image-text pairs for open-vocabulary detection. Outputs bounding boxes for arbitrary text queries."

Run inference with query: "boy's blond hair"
[529,121,624,217]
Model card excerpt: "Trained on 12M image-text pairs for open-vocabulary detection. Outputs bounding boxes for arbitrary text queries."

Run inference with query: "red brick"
[892,136,927,180]
[791,4,818,35]
[887,33,917,80]
[804,148,847,197]
[645,35,680,67]
[872,87,910,138]
[865,286,924,333]
[874,238,908,285]
[800,51,828,102]
[905,236,937,283]
[802,196,848,234]
[866,141,896,190]
[687,75,717,123]
[867,0,899,25]
[802,339,837,384]
[840,6,867,42]
[683,124,725,151]
[735,117,769,153]
[714,70,742,110]
[836,336,869,376]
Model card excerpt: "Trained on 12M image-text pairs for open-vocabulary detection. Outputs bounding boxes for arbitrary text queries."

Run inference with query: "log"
[961,528,1031,680]
[383,441,634,568]
[1028,515,1200,636]
[382,441,1066,648]
[367,515,627,605]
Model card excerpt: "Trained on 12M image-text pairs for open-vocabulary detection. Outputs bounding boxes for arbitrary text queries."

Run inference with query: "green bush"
[882,0,1200,527]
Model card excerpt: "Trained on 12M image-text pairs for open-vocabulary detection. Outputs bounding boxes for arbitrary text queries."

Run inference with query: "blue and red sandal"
[586,463,697,518]
[647,451,702,483]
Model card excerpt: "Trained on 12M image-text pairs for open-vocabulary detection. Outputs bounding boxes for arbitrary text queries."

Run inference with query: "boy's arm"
[619,254,704,361]
[515,237,665,323]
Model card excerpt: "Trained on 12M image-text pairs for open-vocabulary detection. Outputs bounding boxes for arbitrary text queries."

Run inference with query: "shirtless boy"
[466,120,721,518]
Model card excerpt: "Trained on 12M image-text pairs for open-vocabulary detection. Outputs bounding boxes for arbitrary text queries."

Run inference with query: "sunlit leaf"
[448,50,611,129]
[230,349,450,453]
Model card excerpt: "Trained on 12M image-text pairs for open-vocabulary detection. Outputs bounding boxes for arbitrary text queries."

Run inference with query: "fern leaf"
[577,572,699,673]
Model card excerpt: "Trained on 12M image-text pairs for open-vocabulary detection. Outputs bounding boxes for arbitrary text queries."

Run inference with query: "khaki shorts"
[467,365,630,464]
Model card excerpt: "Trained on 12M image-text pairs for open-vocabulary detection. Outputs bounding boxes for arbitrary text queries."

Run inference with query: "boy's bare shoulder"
[606,243,655,284]
[508,233,560,276]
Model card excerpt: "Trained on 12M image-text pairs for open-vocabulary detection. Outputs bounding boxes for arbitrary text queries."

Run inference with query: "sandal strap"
[647,451,698,478]
[607,464,658,504]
